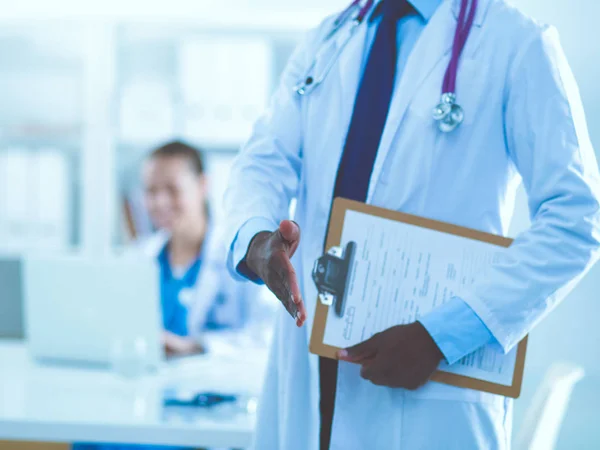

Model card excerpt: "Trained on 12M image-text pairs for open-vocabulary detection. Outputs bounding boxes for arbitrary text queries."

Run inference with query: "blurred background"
[0,0,598,449]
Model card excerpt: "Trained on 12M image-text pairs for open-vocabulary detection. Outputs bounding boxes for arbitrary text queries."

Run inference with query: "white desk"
[0,340,268,448]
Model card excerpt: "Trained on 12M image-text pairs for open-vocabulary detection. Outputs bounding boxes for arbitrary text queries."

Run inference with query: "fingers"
[278,220,301,257]
[279,220,300,242]
[359,359,394,386]
[277,222,305,325]
[281,254,307,326]
[267,251,306,327]
[359,360,379,381]
[268,265,296,317]
[336,333,380,362]
[358,357,433,390]
[255,222,305,327]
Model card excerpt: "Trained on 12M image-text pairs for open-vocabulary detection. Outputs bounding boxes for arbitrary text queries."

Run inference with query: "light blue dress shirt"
[232,0,493,365]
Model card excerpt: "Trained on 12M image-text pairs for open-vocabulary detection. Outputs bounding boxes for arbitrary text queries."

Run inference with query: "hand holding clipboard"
[310,198,528,398]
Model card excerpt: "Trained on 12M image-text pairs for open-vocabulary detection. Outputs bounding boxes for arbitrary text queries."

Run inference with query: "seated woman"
[140,140,268,356]
[73,140,271,450]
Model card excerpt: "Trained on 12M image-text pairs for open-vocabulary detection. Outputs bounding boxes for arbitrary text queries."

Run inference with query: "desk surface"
[0,340,268,448]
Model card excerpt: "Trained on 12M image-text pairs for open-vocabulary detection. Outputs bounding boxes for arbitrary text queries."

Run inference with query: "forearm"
[461,207,600,352]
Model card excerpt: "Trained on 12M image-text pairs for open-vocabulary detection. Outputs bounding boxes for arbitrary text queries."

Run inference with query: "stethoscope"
[293,0,479,133]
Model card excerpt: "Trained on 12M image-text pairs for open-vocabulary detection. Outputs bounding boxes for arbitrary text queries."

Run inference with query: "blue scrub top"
[160,239,243,334]
[158,243,201,337]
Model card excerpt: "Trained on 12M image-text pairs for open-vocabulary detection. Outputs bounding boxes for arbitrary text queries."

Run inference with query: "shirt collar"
[369,0,442,22]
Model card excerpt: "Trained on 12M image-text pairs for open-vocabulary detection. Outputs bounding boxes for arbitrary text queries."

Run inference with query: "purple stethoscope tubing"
[442,0,478,95]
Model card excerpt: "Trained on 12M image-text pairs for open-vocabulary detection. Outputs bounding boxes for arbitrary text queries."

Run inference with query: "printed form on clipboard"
[310,198,528,398]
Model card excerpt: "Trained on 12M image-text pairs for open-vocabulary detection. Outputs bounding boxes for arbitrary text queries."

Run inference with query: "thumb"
[279,220,300,242]
[277,220,301,256]
[337,334,380,363]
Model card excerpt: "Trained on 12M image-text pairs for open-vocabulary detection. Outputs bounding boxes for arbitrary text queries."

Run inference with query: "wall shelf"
[0,15,308,255]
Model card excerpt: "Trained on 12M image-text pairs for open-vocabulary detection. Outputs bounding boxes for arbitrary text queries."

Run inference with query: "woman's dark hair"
[148,140,210,219]
[149,140,206,176]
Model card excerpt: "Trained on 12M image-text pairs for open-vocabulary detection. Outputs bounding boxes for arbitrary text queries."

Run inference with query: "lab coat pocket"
[408,58,489,127]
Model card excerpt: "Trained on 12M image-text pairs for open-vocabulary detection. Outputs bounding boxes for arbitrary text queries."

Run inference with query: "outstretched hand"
[246,220,307,327]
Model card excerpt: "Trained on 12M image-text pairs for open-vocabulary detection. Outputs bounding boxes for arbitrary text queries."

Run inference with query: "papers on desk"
[310,199,527,398]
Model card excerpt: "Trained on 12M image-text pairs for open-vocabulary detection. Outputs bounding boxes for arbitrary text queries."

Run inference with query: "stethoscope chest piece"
[433,92,464,133]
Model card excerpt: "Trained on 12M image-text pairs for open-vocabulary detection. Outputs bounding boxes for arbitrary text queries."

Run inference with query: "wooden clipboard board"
[309,198,528,399]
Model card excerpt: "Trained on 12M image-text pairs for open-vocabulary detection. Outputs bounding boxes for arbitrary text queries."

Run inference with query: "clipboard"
[309,198,528,398]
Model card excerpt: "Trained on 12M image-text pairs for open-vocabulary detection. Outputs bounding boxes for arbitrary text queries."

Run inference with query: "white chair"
[514,362,585,450]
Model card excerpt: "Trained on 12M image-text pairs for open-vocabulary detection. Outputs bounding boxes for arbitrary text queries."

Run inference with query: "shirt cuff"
[418,297,494,365]
[230,217,278,283]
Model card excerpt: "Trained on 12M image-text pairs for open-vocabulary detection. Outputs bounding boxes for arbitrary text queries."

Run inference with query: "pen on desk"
[164,392,238,408]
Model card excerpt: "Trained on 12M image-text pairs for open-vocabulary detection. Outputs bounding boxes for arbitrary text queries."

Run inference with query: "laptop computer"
[23,254,163,369]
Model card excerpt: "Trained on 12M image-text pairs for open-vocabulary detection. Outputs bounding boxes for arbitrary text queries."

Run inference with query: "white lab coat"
[223,0,600,448]
[137,229,276,349]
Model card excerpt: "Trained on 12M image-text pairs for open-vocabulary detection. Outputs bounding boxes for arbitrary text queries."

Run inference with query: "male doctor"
[224,0,600,448]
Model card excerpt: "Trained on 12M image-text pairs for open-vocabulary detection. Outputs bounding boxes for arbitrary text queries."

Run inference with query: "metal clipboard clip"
[311,241,356,318]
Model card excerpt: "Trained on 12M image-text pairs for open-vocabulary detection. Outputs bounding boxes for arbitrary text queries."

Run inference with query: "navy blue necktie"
[333,0,413,202]
[321,3,415,450]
